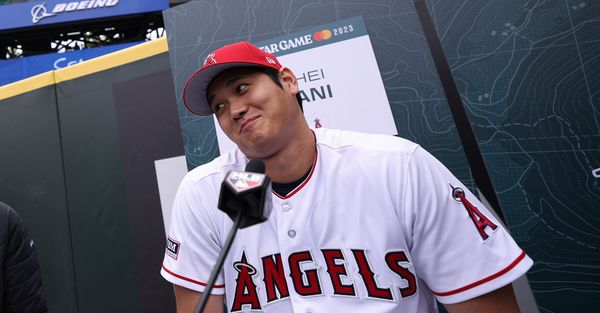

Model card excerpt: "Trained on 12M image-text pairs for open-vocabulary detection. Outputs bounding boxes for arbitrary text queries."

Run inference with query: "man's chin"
[237,140,277,160]
[236,137,264,156]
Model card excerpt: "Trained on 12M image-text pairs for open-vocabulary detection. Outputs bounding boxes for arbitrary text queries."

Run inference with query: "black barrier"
[0,76,79,313]
[0,39,179,313]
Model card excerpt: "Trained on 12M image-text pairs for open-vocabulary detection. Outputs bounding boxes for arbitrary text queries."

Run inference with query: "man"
[161,41,533,313]
[0,201,48,313]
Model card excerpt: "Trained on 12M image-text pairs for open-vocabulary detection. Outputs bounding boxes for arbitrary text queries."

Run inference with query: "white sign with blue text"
[214,16,397,154]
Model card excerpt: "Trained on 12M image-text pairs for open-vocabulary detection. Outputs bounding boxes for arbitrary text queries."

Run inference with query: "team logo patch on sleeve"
[166,237,180,260]
[451,185,498,241]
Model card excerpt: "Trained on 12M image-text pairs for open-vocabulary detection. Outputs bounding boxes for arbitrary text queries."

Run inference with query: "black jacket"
[0,202,48,313]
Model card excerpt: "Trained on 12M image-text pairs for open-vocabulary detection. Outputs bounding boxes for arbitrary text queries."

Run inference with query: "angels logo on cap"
[183,41,283,116]
[203,53,217,66]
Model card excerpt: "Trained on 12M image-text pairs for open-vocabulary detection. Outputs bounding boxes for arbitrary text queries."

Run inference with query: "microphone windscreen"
[245,159,265,174]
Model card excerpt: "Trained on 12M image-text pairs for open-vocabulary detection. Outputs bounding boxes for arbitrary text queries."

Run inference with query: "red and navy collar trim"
[272,132,318,200]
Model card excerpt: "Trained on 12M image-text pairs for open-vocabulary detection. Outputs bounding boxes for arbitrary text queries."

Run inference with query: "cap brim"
[183,62,272,116]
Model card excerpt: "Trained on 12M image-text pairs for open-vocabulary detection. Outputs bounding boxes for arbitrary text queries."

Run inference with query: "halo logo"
[313,29,332,42]
[593,168,600,178]
[203,53,216,66]
[31,4,56,24]
[314,118,322,128]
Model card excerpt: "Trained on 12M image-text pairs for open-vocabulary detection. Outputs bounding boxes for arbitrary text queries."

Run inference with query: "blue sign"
[0,41,141,86]
[0,0,168,31]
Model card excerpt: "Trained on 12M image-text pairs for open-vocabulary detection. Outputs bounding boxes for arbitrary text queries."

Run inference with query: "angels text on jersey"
[228,248,417,312]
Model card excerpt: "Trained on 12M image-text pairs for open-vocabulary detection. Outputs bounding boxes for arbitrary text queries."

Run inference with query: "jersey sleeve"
[160,173,226,295]
[402,146,533,304]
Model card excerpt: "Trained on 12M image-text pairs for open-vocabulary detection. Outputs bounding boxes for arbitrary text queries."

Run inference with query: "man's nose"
[230,98,249,120]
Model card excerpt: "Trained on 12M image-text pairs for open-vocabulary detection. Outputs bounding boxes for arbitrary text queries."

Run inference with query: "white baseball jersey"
[161,128,533,313]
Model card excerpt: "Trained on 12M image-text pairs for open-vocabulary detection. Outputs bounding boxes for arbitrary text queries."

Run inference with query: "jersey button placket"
[277,199,303,312]
[282,203,296,238]
[282,202,292,213]
[287,229,296,238]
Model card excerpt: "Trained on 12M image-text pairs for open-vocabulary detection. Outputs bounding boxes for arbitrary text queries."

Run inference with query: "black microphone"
[245,158,265,173]
[218,159,272,228]
[194,159,271,313]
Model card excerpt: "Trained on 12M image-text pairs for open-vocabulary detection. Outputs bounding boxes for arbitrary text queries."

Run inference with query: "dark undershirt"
[271,165,313,197]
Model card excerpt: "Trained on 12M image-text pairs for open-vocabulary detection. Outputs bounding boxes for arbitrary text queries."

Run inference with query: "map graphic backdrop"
[163,1,600,312]
[426,0,600,311]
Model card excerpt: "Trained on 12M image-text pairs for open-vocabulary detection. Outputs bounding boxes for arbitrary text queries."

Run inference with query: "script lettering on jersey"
[352,249,394,300]
[230,248,418,311]
[385,251,417,298]
[231,252,262,311]
[322,249,356,296]
[289,251,323,296]
[262,253,290,303]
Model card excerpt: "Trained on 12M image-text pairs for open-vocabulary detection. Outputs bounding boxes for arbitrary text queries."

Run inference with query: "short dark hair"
[255,67,303,112]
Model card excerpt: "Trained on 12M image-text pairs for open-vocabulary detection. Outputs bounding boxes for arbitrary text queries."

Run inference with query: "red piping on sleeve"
[162,264,225,288]
[433,250,527,297]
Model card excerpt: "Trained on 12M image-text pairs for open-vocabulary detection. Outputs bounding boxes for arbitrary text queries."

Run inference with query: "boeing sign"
[31,4,57,24]
[0,0,167,31]
[31,1,119,24]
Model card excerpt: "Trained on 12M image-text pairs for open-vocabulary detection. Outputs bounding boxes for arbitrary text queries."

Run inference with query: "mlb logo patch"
[166,237,180,260]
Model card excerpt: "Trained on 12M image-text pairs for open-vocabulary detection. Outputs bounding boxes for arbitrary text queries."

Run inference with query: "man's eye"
[213,103,225,113]
[236,83,249,93]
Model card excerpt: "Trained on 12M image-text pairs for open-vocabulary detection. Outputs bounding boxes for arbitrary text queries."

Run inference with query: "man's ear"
[278,67,299,95]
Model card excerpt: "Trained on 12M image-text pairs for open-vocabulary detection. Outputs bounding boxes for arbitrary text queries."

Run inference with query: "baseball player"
[161,41,533,313]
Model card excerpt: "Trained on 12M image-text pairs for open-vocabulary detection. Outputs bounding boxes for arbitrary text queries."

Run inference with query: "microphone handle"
[194,210,243,313]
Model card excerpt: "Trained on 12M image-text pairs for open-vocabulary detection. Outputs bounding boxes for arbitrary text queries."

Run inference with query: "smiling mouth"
[240,116,260,134]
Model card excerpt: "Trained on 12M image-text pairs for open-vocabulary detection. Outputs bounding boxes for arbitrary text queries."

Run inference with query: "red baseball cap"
[182,41,283,116]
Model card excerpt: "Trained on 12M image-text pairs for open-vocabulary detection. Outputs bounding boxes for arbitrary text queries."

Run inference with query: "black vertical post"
[413,0,507,224]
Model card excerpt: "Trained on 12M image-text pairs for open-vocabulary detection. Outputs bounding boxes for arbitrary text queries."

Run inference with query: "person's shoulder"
[0,201,11,214]
[314,128,420,154]
[0,202,11,240]
[0,201,19,224]
[0,202,22,243]
[182,148,246,186]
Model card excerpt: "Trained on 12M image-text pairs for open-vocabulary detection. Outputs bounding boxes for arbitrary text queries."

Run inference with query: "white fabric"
[161,128,533,312]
